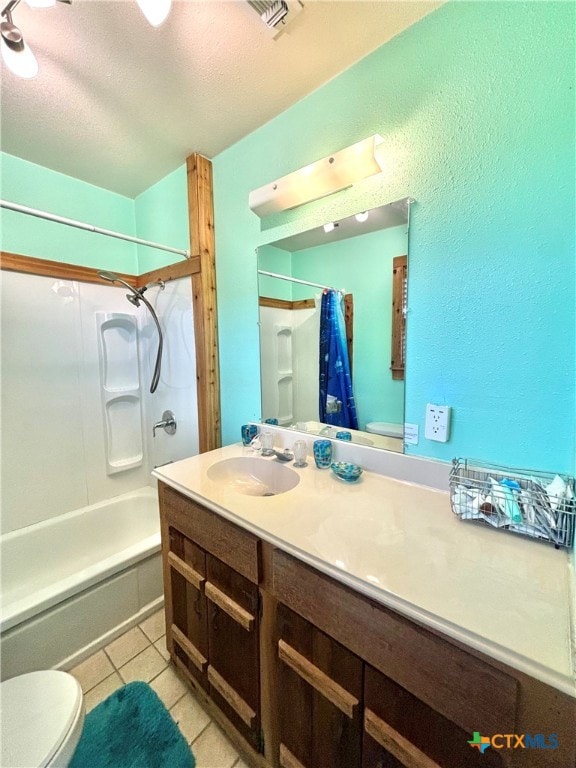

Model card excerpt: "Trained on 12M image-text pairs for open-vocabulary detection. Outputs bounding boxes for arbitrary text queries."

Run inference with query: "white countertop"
[153,443,576,698]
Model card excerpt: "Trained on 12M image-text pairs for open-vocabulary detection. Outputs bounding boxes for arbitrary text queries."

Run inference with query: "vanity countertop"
[153,443,575,698]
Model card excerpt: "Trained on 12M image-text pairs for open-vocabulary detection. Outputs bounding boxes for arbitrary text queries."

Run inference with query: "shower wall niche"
[259,305,318,426]
[97,312,143,474]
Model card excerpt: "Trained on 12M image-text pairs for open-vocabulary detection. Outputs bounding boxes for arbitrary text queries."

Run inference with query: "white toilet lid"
[365,421,404,438]
[1,671,83,768]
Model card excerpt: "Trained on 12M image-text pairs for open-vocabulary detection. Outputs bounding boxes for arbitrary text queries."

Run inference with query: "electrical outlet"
[425,404,451,442]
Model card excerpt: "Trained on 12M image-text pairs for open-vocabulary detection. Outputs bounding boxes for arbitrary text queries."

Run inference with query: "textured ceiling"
[0,0,442,198]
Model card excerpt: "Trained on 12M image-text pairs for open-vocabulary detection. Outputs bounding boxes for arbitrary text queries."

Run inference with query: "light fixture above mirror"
[249,134,385,218]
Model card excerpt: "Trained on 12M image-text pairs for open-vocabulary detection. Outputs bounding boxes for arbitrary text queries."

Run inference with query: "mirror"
[257,197,409,452]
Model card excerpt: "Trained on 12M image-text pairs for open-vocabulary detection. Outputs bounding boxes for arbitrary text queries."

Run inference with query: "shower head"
[98,270,140,299]
[98,270,118,282]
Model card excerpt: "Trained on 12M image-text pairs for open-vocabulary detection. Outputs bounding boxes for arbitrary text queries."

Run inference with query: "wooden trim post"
[187,153,221,452]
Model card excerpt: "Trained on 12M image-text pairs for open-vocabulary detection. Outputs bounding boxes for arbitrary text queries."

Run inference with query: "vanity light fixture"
[323,222,338,234]
[249,134,385,218]
[355,211,369,223]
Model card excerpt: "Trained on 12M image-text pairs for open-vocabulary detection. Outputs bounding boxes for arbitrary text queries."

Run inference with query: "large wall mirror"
[257,197,410,453]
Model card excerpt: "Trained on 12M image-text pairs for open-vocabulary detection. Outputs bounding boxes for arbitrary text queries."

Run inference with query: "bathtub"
[0,487,163,680]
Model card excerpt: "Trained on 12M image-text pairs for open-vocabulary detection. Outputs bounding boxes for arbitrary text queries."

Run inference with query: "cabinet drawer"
[272,549,517,737]
[160,482,261,583]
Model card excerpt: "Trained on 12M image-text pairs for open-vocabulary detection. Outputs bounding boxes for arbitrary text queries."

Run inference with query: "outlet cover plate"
[425,404,451,442]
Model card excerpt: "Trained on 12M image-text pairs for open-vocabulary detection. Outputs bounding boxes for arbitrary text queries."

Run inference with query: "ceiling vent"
[247,0,303,38]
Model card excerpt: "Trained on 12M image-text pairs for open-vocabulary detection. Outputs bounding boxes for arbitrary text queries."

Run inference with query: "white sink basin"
[207,457,300,496]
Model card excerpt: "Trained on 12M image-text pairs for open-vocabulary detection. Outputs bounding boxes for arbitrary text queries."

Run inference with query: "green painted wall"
[0,153,190,275]
[134,165,190,273]
[0,153,137,272]
[213,1,575,472]
[257,245,293,300]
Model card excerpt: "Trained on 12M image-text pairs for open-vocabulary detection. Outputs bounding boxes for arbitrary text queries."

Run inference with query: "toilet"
[0,671,84,768]
[365,421,404,439]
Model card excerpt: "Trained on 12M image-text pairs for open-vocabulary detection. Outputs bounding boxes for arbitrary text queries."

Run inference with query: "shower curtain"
[319,289,358,429]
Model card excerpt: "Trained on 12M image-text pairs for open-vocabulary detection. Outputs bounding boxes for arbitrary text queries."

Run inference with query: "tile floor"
[69,610,251,768]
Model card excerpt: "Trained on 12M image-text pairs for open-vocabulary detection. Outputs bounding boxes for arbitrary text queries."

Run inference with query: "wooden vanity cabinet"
[275,602,363,768]
[159,483,262,751]
[206,552,261,747]
[167,528,209,692]
[271,549,576,768]
[159,483,576,768]
[362,665,504,768]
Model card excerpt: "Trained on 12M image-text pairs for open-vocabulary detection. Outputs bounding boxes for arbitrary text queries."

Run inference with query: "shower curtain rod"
[1,200,191,260]
[258,269,344,293]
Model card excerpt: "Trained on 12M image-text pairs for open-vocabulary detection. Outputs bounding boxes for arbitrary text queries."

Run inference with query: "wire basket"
[449,459,575,549]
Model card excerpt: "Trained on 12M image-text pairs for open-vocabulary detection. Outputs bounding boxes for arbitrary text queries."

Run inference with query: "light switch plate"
[425,404,451,442]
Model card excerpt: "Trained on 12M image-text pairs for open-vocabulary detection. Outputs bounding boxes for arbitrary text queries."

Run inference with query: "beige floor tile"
[84,672,123,713]
[150,665,188,709]
[70,650,114,693]
[139,609,166,643]
[170,692,211,744]
[154,635,170,661]
[105,626,149,668]
[233,760,251,768]
[192,722,239,768]
[118,644,168,684]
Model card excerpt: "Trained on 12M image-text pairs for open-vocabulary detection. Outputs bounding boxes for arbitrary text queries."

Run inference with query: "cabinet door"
[167,528,209,691]
[206,553,261,750]
[363,665,506,768]
[276,603,363,768]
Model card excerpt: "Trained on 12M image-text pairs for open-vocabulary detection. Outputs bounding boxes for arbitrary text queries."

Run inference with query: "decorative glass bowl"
[330,461,363,483]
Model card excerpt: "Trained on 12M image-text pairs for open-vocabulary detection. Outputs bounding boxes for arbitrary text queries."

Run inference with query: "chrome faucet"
[153,410,177,437]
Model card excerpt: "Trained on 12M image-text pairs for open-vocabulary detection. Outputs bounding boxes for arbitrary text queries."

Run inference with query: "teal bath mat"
[70,681,195,768]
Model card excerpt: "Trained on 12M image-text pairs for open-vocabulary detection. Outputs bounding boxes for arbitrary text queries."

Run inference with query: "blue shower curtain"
[319,290,358,429]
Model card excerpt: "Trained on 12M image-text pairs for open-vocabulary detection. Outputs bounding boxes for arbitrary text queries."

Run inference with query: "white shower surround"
[0,271,199,675]
[1,271,198,533]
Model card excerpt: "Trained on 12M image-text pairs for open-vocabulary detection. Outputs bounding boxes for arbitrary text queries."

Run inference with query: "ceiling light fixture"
[0,0,37,78]
[1,0,70,78]
[249,134,385,218]
[136,0,171,27]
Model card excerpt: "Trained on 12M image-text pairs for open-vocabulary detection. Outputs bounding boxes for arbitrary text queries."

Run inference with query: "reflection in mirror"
[257,197,410,453]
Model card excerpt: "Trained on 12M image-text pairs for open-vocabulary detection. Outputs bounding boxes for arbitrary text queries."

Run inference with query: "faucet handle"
[153,410,177,437]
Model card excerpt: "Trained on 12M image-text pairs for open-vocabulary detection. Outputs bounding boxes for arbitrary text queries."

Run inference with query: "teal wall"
[134,165,190,273]
[0,153,137,272]
[213,1,575,472]
[257,245,293,300]
[0,154,190,274]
